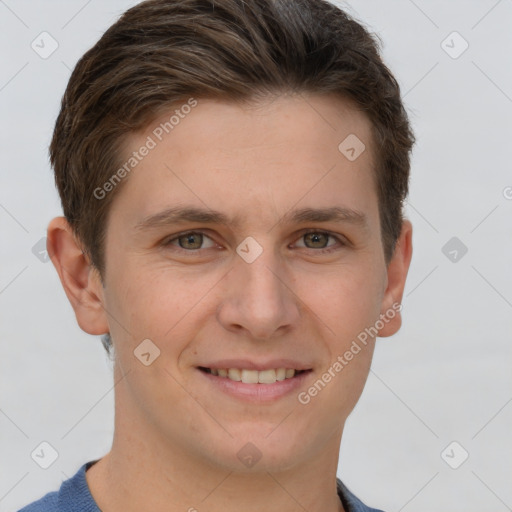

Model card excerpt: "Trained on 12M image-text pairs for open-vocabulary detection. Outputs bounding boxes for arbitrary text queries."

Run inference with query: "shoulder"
[337,478,387,512]
[17,461,100,512]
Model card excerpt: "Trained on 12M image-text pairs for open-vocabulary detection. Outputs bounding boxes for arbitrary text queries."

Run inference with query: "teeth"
[207,367,300,384]
[228,368,241,381]
[285,369,295,379]
[242,369,259,384]
[258,369,277,384]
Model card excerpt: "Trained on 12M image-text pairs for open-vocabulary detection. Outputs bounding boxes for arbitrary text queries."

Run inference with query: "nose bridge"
[237,241,286,307]
[219,237,300,338]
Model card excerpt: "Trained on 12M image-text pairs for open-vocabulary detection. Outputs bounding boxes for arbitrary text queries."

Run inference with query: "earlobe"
[377,219,413,337]
[47,216,109,336]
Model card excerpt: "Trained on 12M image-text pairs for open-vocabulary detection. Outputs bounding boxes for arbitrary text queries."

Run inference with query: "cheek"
[298,273,380,428]
[320,347,374,433]
[105,265,220,355]
[298,265,385,343]
[104,269,202,406]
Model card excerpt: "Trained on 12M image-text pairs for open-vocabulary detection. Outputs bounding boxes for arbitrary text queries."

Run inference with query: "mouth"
[198,366,311,384]
[197,364,314,402]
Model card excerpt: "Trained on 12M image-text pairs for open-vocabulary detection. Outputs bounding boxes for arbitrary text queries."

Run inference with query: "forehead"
[108,93,379,231]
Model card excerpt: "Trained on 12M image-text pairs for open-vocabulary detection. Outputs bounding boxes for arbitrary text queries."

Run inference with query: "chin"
[206,427,310,473]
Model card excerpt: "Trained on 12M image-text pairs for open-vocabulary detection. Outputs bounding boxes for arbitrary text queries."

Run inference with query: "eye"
[294,231,344,252]
[164,231,216,250]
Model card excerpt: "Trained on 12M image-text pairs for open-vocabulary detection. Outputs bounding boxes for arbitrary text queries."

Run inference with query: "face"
[74,94,410,472]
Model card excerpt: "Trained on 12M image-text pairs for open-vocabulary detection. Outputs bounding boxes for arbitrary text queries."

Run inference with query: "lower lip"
[197,368,312,402]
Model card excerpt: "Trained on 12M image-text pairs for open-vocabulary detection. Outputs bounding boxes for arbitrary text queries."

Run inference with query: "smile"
[198,367,309,384]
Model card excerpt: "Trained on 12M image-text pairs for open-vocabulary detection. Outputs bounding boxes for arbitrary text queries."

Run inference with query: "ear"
[46,216,109,336]
[377,219,413,337]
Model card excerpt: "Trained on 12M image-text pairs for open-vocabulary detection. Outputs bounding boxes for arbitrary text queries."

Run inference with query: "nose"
[216,247,301,340]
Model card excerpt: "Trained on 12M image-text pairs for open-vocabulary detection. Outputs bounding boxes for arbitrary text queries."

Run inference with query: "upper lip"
[197,359,313,371]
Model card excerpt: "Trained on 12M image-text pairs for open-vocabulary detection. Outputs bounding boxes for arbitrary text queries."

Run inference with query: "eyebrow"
[134,207,232,232]
[133,205,369,232]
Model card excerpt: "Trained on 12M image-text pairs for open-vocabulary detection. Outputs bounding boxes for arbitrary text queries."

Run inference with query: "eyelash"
[162,229,347,254]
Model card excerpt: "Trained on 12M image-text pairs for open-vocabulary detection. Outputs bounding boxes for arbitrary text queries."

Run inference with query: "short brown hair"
[50,0,414,299]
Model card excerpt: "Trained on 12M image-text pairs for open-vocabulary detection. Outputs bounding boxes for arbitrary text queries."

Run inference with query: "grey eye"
[178,233,203,250]
[303,232,330,248]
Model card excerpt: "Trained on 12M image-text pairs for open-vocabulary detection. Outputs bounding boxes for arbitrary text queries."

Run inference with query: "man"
[20,0,414,510]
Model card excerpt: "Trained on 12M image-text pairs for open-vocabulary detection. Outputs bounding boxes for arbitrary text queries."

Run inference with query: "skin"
[47,93,412,512]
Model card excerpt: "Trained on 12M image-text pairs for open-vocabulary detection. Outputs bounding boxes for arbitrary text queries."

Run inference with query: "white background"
[1,1,511,511]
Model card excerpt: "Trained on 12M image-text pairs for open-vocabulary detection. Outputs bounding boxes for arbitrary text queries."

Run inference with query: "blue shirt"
[19,460,385,512]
